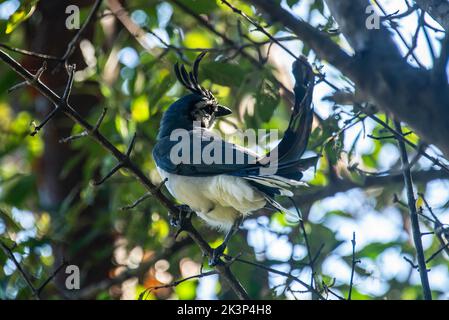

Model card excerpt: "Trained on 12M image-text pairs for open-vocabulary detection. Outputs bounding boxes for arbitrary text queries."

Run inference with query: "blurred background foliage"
[0,0,448,300]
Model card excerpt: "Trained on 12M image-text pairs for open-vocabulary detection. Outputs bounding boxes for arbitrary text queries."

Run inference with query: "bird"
[153,52,315,265]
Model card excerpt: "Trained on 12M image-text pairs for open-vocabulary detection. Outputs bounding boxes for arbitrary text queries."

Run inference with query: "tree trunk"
[24,0,114,299]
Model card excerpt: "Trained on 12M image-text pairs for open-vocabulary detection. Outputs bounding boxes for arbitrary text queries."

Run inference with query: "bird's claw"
[209,244,226,267]
[169,214,180,228]
[170,205,193,235]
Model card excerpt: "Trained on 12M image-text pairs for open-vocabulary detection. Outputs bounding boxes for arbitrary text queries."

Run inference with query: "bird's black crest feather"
[174,52,215,101]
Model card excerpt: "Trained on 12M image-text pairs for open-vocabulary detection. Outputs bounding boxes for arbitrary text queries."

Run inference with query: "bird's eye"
[207,105,216,114]
[194,101,216,115]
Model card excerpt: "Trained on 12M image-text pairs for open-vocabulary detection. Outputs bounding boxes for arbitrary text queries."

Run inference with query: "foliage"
[0,0,448,300]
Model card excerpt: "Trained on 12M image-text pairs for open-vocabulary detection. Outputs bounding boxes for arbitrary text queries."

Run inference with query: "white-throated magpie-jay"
[153,53,315,265]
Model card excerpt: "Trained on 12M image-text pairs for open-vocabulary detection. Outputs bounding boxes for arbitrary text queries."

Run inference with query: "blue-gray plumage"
[152,53,315,265]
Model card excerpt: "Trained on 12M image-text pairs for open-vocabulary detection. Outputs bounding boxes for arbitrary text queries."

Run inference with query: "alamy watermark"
[65,264,80,290]
[365,5,380,30]
[66,5,80,30]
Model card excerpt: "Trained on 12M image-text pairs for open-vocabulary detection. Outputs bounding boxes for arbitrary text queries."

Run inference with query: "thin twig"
[394,119,432,300]
[348,232,360,300]
[373,0,424,68]
[30,64,76,136]
[121,178,168,210]
[141,270,218,299]
[220,0,299,59]
[121,193,151,210]
[0,0,102,68]
[369,114,449,174]
[36,260,68,297]
[290,198,319,299]
[8,61,47,93]
[59,0,103,66]
[425,242,449,264]
[0,240,39,299]
[0,43,61,61]
[418,193,449,257]
[233,256,325,300]
[59,107,108,143]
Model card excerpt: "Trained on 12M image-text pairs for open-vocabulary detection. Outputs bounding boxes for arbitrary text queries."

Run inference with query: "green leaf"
[201,62,246,87]
[0,209,21,232]
[6,0,39,34]
[183,31,213,48]
[1,175,36,207]
[255,77,279,122]
[149,72,172,107]
[308,223,343,266]
[356,242,402,260]
[0,235,15,248]
[131,95,150,123]
[182,0,218,14]
[325,137,343,164]
[311,0,324,13]
[175,280,197,299]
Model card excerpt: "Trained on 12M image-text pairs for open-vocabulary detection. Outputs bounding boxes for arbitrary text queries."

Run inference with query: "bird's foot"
[209,243,226,267]
[170,205,193,236]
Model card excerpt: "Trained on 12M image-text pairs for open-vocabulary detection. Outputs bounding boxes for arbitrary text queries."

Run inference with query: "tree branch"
[291,169,448,207]
[0,240,67,299]
[348,232,360,300]
[0,240,39,299]
[394,120,432,300]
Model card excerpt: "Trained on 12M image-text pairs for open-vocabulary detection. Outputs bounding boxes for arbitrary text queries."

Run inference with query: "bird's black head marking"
[174,52,232,128]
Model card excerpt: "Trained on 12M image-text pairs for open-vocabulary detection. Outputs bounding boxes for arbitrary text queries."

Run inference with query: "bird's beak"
[215,105,232,117]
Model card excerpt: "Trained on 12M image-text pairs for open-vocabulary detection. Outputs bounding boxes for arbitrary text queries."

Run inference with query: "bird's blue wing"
[153,129,261,176]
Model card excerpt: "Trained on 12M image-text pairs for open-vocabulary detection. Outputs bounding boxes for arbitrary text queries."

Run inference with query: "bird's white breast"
[157,168,266,231]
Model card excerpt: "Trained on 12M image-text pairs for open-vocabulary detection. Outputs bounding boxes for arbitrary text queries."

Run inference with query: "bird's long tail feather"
[263,57,315,168]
